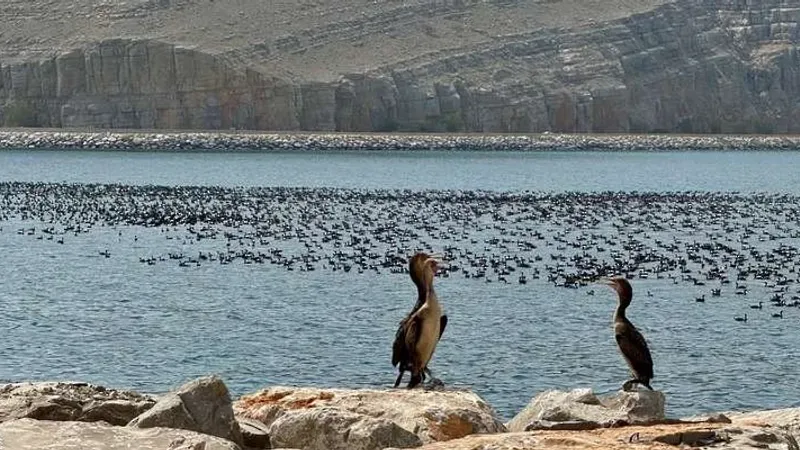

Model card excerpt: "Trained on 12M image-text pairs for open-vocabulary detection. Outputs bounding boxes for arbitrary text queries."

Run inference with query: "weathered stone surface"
[395,423,798,449]
[235,386,505,446]
[269,407,422,450]
[0,381,155,426]
[129,375,243,448]
[0,418,240,450]
[238,417,271,449]
[507,388,665,432]
[729,407,800,437]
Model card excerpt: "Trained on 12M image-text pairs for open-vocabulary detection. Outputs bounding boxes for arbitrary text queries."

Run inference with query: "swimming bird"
[734,313,748,322]
[600,277,654,391]
[392,252,448,388]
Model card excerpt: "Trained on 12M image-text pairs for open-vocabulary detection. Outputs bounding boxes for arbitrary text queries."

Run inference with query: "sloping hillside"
[1,0,799,133]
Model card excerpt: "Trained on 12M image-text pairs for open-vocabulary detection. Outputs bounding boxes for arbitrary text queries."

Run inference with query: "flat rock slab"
[391,422,798,449]
[728,407,800,431]
[0,382,155,426]
[507,388,665,432]
[235,386,505,445]
[0,418,240,449]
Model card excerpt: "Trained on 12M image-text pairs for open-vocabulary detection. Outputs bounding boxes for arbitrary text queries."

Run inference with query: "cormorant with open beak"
[392,252,448,388]
[599,277,654,391]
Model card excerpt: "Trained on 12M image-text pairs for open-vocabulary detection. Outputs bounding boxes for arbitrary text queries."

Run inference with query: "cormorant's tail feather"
[639,379,654,390]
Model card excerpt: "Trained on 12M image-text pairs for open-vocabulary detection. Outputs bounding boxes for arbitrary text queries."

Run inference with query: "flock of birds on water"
[1,181,799,388]
[1,183,799,317]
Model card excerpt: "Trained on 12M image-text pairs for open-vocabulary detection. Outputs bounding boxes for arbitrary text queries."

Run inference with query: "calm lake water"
[1,148,800,192]
[1,147,800,420]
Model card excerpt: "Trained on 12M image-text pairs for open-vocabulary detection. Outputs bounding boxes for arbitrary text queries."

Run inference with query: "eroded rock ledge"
[0,378,797,450]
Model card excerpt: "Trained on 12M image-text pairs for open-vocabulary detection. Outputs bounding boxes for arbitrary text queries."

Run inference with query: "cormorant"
[392,252,448,388]
[600,277,654,391]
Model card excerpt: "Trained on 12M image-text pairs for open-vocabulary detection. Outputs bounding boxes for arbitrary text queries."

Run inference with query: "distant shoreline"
[2,128,800,151]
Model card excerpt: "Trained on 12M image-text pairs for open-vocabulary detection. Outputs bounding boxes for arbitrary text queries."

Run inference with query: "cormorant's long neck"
[425,280,440,309]
[614,303,627,321]
[614,294,630,322]
[414,279,426,309]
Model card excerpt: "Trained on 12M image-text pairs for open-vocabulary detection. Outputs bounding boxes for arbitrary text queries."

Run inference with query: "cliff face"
[0,40,300,130]
[1,0,799,133]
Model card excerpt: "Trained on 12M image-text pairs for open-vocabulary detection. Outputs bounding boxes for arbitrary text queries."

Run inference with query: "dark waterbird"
[599,277,654,391]
[392,252,448,388]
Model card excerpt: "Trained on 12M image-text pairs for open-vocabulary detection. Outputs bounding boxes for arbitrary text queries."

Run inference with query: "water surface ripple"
[0,149,799,420]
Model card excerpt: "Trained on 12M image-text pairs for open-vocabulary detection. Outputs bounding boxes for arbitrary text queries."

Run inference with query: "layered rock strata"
[2,0,800,133]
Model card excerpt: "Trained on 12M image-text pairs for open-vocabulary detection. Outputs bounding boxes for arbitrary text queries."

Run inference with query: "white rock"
[235,386,505,447]
[128,375,243,447]
[506,388,665,432]
[0,418,239,449]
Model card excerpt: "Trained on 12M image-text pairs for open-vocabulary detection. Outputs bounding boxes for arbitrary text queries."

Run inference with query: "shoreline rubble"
[0,376,797,449]
[2,129,800,151]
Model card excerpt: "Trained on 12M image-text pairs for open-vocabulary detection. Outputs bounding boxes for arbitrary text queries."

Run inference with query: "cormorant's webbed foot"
[407,373,423,389]
[622,379,653,392]
[423,377,445,391]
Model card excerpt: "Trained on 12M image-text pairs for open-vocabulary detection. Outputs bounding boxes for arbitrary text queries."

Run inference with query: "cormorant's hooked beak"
[595,277,615,286]
[425,253,446,271]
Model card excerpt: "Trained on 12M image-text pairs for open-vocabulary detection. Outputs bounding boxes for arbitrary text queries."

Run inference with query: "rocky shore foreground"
[2,130,800,152]
[0,375,797,449]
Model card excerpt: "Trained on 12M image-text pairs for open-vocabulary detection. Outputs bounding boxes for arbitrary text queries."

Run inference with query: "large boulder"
[128,375,243,448]
[391,422,798,450]
[0,381,155,426]
[238,417,271,449]
[235,386,505,449]
[506,388,665,432]
[0,418,239,449]
[269,407,422,450]
[728,407,800,438]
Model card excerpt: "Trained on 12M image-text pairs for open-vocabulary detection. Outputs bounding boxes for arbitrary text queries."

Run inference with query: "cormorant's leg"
[393,370,405,388]
[408,371,423,389]
[423,367,444,385]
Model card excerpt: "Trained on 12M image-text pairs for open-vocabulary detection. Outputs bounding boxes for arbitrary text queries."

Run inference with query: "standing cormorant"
[392,252,448,388]
[600,277,654,391]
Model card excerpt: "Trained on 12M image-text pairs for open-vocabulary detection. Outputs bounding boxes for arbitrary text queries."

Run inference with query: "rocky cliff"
[1,0,799,133]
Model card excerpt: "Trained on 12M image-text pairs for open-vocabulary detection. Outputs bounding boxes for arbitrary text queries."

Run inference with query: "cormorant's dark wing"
[615,326,653,380]
[392,298,426,367]
[392,317,409,368]
[403,315,422,356]
[439,315,448,340]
